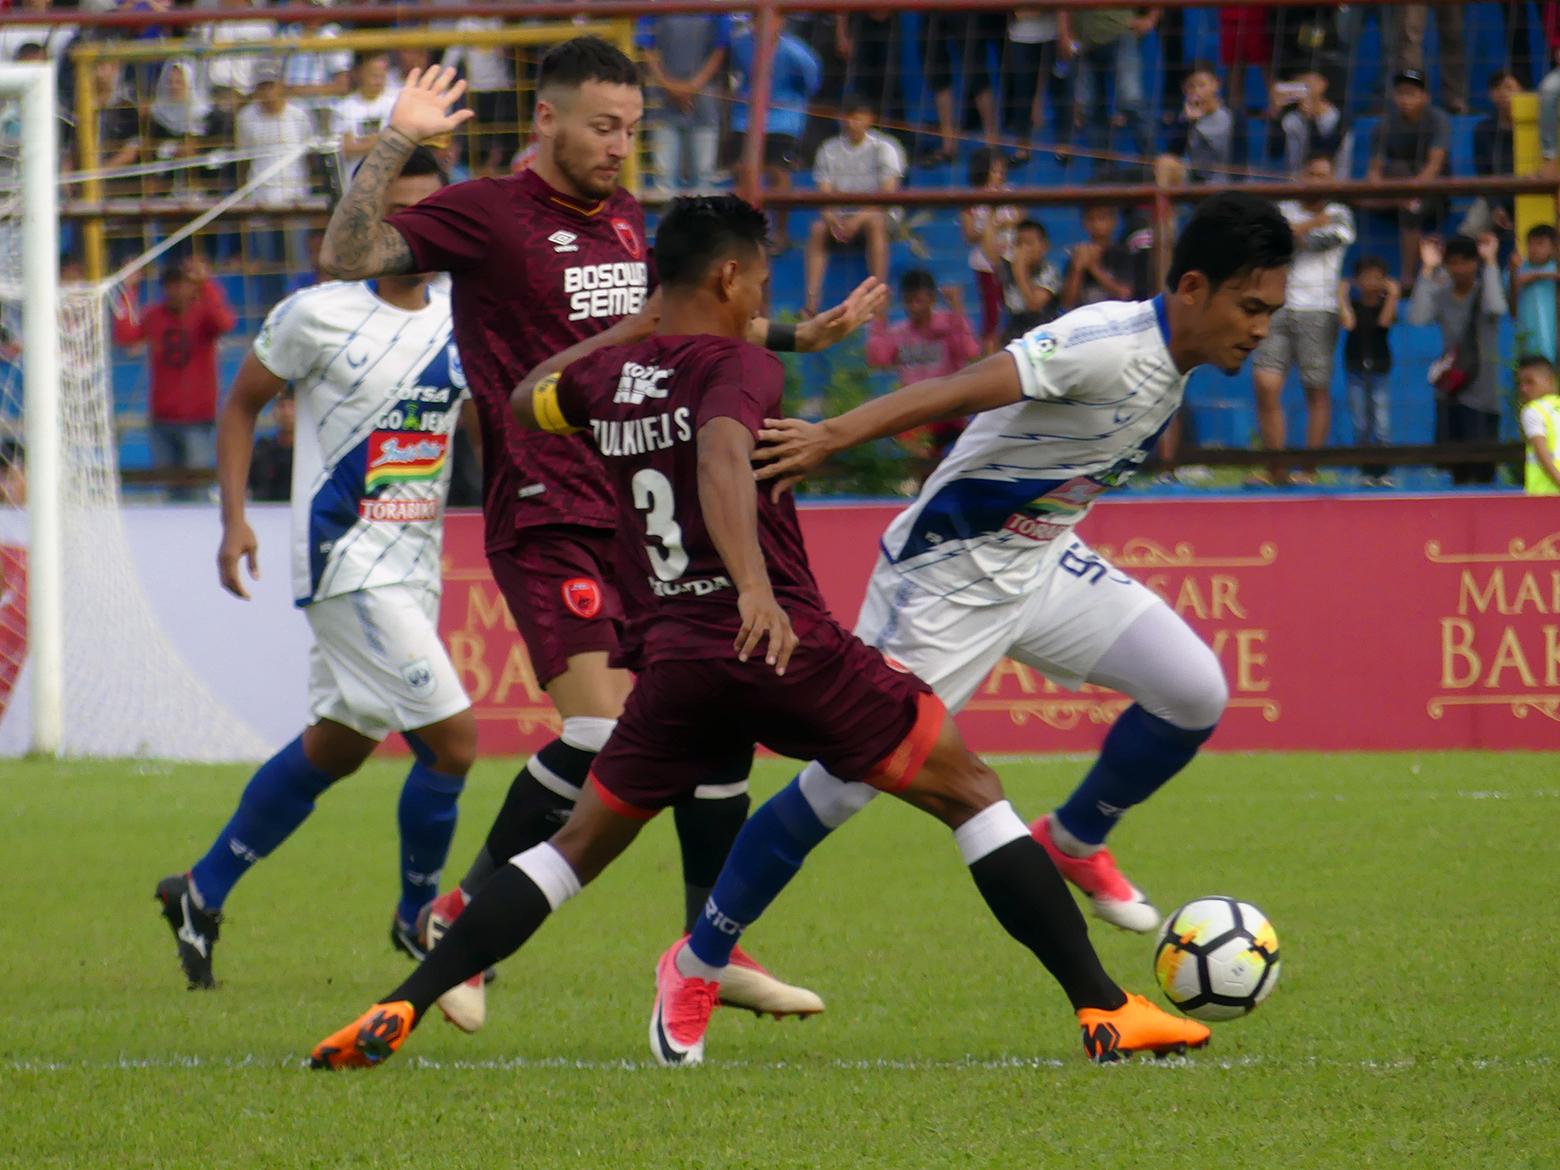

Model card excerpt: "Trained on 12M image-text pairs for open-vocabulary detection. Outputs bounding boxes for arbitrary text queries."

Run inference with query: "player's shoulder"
[261,280,367,331]
[1026,299,1161,353]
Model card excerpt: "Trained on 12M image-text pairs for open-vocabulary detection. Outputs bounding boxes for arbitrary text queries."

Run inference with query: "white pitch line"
[3,1054,1551,1074]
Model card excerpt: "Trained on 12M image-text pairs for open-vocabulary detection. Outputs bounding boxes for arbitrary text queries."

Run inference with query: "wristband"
[767,321,799,352]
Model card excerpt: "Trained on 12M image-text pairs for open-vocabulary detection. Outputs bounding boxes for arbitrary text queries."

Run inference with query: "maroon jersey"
[544,334,831,666]
[387,168,652,552]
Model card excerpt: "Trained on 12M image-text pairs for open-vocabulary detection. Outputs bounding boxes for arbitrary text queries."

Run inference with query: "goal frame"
[2,62,62,756]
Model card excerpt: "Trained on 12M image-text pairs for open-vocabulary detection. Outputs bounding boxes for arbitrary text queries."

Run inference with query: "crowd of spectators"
[4,1,1560,493]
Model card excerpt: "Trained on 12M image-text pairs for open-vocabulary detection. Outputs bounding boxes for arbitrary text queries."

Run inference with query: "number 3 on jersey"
[631,469,689,581]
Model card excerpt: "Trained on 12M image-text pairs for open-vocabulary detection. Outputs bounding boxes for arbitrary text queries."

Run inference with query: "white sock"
[952,801,1029,866]
[1047,814,1103,858]
[675,943,726,981]
[510,843,582,912]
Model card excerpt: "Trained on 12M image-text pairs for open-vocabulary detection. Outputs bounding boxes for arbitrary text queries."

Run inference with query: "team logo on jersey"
[610,217,643,259]
[548,230,579,253]
[364,431,449,491]
[562,577,604,619]
[401,658,436,696]
[1018,331,1058,363]
[613,361,675,405]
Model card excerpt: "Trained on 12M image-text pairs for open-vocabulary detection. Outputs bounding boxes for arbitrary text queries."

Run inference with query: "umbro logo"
[549,231,579,253]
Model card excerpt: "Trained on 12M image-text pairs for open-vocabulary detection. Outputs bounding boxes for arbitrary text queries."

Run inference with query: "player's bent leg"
[1038,601,1228,933]
[389,712,473,966]
[890,718,1209,1059]
[158,720,372,989]
[454,651,629,897]
[310,782,648,1070]
[676,765,840,1020]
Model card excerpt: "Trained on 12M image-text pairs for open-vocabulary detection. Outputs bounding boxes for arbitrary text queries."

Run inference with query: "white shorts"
[856,535,1162,713]
[304,584,470,741]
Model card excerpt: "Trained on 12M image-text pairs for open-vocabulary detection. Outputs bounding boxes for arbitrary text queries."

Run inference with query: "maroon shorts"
[486,525,624,688]
[590,619,946,817]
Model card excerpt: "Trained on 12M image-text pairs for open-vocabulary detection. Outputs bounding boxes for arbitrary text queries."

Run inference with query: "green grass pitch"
[2,752,1555,1169]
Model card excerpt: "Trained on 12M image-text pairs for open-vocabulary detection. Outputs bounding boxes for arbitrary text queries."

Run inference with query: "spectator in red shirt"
[112,257,236,500]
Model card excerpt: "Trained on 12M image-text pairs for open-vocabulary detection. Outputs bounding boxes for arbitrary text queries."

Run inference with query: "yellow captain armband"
[531,372,581,435]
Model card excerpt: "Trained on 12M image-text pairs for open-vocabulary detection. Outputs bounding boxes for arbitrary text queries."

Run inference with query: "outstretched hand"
[217,520,260,600]
[389,66,475,146]
[796,277,889,352]
[753,417,836,502]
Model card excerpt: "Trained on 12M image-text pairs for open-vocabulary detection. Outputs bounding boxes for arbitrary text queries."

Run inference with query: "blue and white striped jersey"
[252,280,467,606]
[878,297,1189,605]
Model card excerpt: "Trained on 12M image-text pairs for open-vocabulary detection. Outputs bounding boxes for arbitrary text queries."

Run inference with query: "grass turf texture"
[2,753,1554,1169]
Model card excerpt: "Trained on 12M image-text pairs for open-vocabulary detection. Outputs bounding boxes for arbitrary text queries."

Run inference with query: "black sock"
[672,791,751,932]
[968,838,1127,1012]
[462,742,590,895]
[385,865,553,1018]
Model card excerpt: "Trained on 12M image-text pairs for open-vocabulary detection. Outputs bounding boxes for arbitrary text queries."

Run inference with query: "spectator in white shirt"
[1250,153,1357,475]
[0,0,75,66]
[334,51,400,176]
[442,17,515,178]
[281,0,352,134]
[805,97,904,317]
[204,0,278,111]
[238,61,314,304]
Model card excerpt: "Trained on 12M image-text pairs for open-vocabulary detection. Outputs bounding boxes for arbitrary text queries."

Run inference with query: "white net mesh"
[0,131,320,759]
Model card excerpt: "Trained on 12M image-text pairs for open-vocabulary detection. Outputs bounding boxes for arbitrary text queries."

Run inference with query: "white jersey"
[879,297,1188,605]
[252,280,467,606]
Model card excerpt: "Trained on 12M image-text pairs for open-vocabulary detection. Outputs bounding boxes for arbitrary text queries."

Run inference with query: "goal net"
[0,62,318,760]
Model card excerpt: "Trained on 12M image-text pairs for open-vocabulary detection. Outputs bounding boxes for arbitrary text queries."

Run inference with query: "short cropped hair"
[400,146,449,187]
[538,35,640,96]
[653,195,770,289]
[1444,235,1479,263]
[1166,192,1294,292]
[899,269,936,298]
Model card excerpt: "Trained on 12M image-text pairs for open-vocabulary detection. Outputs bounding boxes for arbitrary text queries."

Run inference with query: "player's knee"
[797,760,876,828]
[1154,647,1229,731]
[419,711,479,775]
[916,754,1005,829]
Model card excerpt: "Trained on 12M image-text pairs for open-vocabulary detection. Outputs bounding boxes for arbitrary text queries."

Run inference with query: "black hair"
[1518,353,1555,376]
[13,42,45,60]
[967,147,999,187]
[1302,150,1336,169]
[899,269,936,298]
[400,146,450,187]
[1015,219,1047,239]
[1444,235,1479,263]
[538,35,641,95]
[1488,69,1518,90]
[1166,192,1294,292]
[158,265,190,286]
[843,92,876,116]
[353,50,390,71]
[653,195,770,289]
[1527,223,1557,244]
[1353,255,1389,277]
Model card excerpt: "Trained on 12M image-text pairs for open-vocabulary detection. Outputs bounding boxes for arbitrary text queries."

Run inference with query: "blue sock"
[189,736,337,912]
[687,777,832,968]
[1054,704,1215,846]
[396,760,465,927]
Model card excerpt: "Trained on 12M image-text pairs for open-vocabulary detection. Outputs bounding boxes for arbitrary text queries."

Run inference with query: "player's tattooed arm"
[700,418,798,675]
[749,277,889,353]
[320,66,473,280]
[318,130,418,279]
[752,353,1026,500]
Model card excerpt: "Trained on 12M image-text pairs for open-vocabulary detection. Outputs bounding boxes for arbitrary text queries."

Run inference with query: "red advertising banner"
[439,496,1560,755]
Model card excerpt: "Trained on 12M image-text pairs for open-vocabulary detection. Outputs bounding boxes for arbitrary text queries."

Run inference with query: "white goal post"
[1,62,62,755]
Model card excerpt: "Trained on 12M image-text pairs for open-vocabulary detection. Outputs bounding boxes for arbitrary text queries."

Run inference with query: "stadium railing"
[5,0,1557,488]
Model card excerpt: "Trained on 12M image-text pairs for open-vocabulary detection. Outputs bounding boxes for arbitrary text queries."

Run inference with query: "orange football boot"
[308,1000,417,1070]
[1076,993,1211,1062]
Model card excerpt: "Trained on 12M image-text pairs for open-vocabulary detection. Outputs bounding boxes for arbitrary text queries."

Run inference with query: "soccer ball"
[1153,897,1281,1022]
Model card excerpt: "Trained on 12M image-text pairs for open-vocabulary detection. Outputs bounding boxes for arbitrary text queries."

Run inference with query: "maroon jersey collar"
[518,167,611,220]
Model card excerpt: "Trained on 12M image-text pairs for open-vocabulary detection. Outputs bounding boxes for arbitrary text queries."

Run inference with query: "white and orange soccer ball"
[1153,897,1281,1022]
